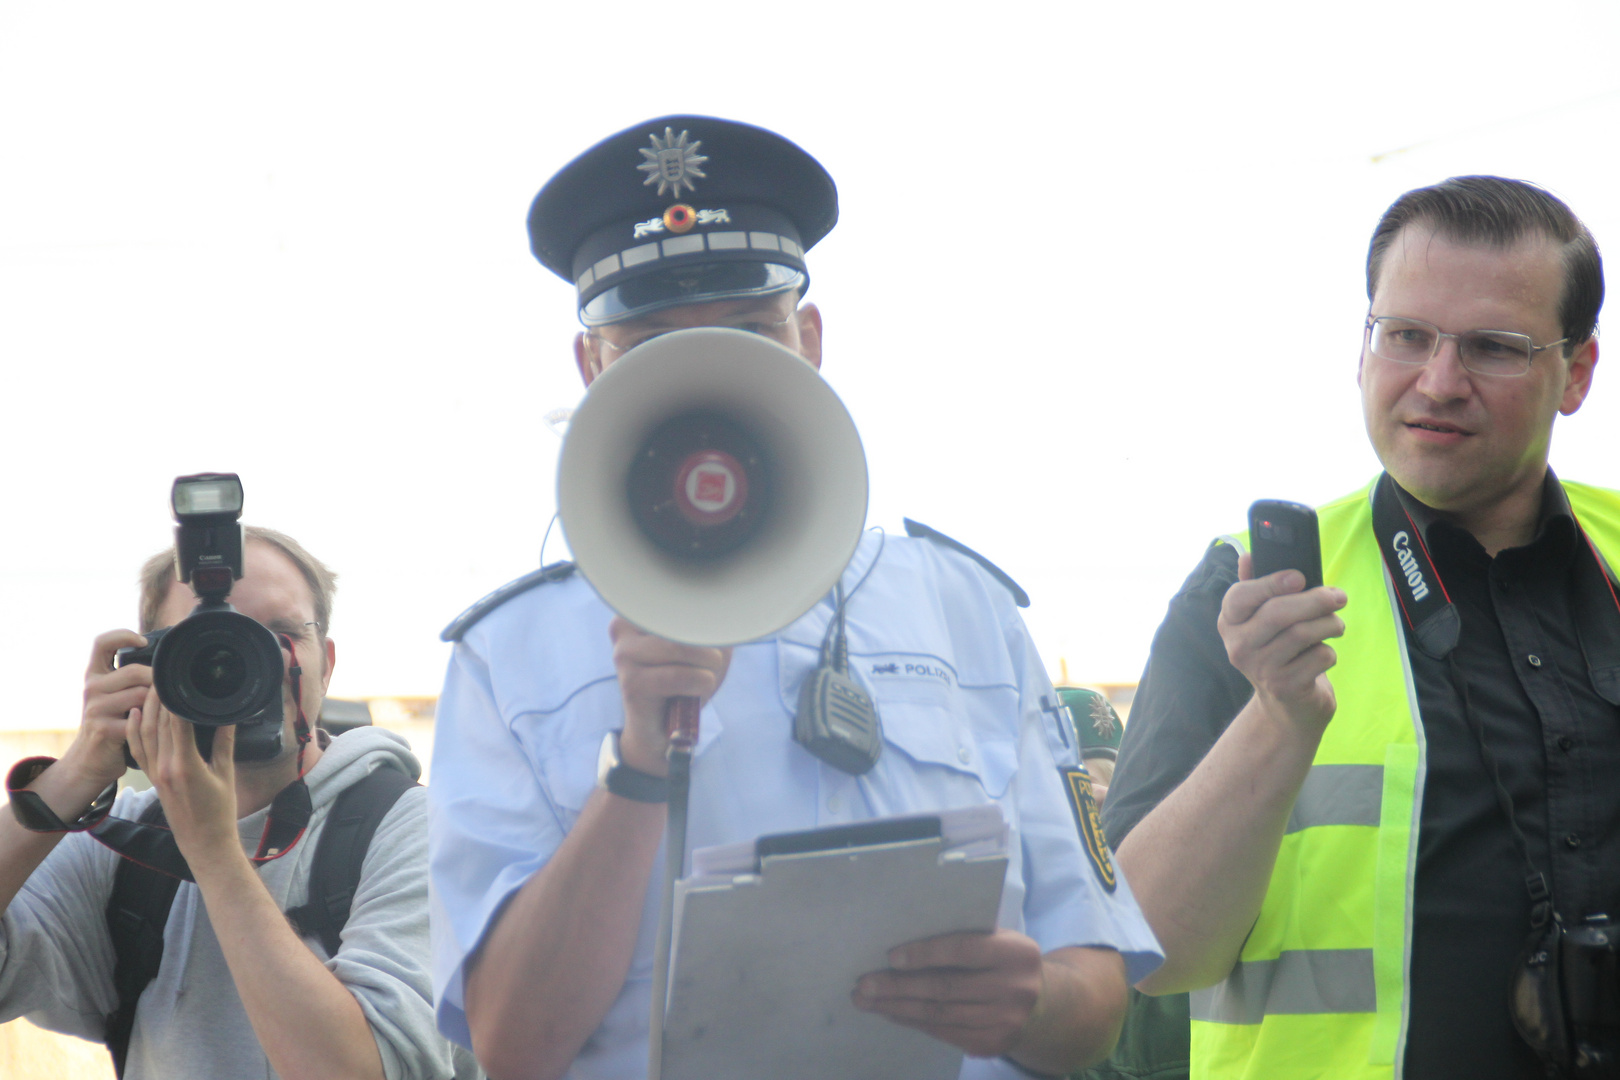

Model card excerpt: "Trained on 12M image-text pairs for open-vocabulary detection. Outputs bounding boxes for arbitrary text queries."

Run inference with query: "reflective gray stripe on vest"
[1190,948,1376,1024]
[1285,763,1383,833]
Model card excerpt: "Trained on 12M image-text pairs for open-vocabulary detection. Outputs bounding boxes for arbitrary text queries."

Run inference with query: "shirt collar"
[1388,470,1577,563]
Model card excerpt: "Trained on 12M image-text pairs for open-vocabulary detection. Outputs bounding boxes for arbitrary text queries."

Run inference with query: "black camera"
[116,474,286,763]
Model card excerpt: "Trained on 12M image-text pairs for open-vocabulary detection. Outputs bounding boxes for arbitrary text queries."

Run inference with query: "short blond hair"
[138,526,338,637]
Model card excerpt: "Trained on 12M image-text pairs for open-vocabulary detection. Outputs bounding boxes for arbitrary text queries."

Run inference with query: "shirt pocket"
[520,676,623,824]
[873,687,1019,801]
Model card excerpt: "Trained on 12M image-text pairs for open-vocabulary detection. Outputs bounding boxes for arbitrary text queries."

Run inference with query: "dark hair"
[1366,176,1604,351]
[138,525,338,637]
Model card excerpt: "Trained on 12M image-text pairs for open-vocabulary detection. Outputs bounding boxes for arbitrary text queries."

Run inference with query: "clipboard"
[658,812,1009,1080]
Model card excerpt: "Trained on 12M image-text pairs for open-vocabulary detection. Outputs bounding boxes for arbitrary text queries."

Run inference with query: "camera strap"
[280,631,315,779]
[88,778,313,882]
[1370,473,1461,660]
[1370,474,1620,913]
[1371,475,1550,908]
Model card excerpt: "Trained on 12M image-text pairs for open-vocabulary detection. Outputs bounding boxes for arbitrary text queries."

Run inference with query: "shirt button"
[1559,735,1575,752]
[1527,655,1543,667]
[1566,833,1582,849]
[957,747,971,764]
[827,794,843,813]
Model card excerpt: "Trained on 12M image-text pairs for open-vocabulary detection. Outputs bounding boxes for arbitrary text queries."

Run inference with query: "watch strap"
[596,732,669,803]
[606,760,670,803]
[7,756,118,833]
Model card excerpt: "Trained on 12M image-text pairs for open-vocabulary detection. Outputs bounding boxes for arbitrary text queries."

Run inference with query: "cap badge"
[632,207,732,239]
[638,128,708,197]
[663,204,697,234]
[1089,697,1118,741]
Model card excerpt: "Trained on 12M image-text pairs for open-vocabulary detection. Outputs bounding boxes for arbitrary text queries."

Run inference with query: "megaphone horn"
[557,327,869,648]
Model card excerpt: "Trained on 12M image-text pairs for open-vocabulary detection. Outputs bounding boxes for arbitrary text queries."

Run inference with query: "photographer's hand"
[0,631,155,914]
[1217,553,1346,734]
[1120,553,1347,995]
[124,693,384,1080]
[125,688,240,863]
[55,630,149,801]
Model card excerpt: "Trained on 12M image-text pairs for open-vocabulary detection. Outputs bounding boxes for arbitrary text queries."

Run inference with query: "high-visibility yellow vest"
[1189,478,1620,1080]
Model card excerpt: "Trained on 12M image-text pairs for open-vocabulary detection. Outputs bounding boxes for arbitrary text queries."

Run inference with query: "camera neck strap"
[280,632,314,779]
[88,778,313,883]
[1369,473,1620,918]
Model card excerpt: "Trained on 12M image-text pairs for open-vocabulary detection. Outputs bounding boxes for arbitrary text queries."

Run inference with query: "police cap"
[1057,686,1124,761]
[527,116,838,326]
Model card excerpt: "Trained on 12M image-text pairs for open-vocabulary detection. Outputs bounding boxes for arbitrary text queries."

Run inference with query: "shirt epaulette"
[441,562,578,643]
[902,518,1029,608]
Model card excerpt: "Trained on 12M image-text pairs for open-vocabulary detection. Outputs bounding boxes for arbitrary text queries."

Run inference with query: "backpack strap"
[104,798,181,1078]
[285,765,419,957]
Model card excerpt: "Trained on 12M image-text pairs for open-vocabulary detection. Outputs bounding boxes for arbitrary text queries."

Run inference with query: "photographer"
[0,526,471,1080]
[1106,178,1619,1078]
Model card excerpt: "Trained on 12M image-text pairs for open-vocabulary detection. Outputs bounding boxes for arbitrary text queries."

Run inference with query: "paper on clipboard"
[658,806,1010,1080]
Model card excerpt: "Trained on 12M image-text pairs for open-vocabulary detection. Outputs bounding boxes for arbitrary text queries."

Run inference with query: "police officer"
[427,116,1161,1080]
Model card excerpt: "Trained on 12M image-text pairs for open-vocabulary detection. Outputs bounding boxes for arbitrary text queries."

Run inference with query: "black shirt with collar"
[1103,472,1620,1079]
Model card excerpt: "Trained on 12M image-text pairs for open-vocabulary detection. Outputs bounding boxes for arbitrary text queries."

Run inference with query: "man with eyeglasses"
[427,115,1161,1080]
[0,528,475,1080]
[1100,175,1619,1079]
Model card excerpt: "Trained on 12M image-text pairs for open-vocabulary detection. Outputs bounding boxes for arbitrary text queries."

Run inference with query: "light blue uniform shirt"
[429,531,1162,1079]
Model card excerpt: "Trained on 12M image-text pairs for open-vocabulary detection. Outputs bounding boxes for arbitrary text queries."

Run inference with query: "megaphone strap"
[903,519,1030,608]
[441,561,578,643]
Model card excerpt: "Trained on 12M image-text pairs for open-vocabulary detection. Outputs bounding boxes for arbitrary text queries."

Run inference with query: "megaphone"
[557,327,868,648]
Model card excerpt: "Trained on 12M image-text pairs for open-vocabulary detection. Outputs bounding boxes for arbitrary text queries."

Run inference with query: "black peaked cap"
[527,116,838,314]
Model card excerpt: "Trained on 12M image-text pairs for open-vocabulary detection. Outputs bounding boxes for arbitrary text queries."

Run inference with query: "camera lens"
[151,608,284,726]
[189,644,248,701]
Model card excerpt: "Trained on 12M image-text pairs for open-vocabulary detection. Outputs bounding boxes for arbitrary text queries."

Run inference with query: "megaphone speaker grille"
[628,411,770,558]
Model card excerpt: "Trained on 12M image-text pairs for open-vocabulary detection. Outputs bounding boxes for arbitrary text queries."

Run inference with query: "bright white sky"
[3,1,1618,732]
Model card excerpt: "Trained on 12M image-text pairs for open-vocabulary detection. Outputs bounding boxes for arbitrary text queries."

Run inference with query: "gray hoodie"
[0,726,477,1080]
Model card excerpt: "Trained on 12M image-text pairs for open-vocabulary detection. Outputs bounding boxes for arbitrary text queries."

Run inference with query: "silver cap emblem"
[637,128,708,197]
[1089,697,1118,741]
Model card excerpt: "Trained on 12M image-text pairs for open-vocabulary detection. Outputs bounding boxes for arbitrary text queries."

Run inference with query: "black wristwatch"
[596,732,669,803]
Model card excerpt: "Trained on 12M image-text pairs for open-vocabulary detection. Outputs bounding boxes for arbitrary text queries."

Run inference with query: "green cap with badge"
[1057,686,1123,761]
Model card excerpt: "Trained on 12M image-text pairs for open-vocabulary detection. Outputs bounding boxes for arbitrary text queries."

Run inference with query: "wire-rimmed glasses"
[1365,315,1567,378]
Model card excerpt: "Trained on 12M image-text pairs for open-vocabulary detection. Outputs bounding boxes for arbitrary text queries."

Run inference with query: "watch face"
[597,730,619,786]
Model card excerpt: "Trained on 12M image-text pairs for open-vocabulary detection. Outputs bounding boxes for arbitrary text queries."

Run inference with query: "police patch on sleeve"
[1060,766,1117,893]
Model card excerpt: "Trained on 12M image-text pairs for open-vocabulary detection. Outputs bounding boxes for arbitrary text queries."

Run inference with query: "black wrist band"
[7,757,118,833]
[605,761,670,803]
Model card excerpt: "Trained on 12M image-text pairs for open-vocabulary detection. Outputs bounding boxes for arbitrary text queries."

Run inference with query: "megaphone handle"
[664,695,700,750]
[648,737,694,1080]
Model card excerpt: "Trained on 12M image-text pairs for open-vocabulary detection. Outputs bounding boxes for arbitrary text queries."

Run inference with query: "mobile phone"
[1248,499,1323,590]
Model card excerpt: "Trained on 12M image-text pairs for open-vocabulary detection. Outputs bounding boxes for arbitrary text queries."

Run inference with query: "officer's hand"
[126,687,241,861]
[608,617,731,777]
[852,929,1043,1058]
[1219,552,1346,732]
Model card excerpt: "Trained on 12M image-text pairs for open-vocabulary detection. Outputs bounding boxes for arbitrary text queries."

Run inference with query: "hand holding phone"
[1248,500,1323,591]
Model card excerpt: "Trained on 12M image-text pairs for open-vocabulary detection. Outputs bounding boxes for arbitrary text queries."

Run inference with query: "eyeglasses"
[586,314,797,357]
[1365,315,1567,378]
